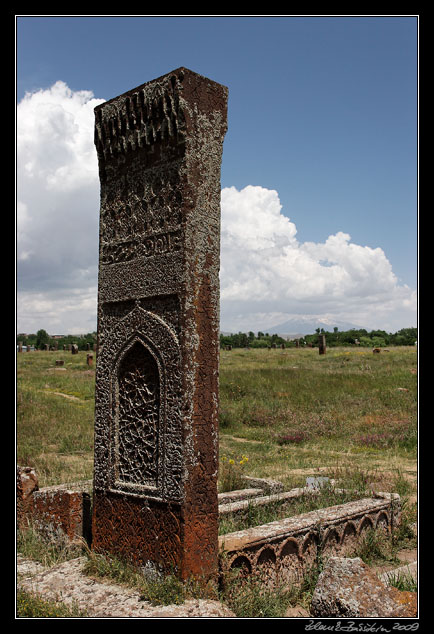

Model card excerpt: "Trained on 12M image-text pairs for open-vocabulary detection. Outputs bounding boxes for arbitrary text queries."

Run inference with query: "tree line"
[17,326,417,351]
[219,327,417,349]
[16,329,97,351]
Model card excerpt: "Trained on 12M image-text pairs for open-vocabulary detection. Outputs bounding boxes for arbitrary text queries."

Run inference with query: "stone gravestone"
[91,68,228,582]
[319,334,326,355]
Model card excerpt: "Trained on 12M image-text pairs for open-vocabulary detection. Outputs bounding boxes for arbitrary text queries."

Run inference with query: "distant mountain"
[263,317,362,337]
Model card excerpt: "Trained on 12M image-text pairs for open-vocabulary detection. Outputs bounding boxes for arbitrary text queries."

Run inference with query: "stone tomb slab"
[218,492,401,587]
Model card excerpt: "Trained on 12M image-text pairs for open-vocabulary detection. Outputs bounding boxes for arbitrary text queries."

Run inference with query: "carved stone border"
[219,493,401,586]
[94,304,183,502]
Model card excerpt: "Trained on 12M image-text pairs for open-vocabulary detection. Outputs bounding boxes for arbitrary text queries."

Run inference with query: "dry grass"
[16,350,95,486]
[16,347,417,501]
[218,346,417,497]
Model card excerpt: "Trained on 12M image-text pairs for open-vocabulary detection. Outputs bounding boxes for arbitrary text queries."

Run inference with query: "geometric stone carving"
[91,68,228,581]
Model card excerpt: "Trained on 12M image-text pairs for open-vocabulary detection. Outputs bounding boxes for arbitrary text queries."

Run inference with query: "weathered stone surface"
[17,554,47,578]
[217,488,263,505]
[17,557,236,618]
[21,485,91,545]
[310,556,417,618]
[92,68,227,581]
[17,466,39,527]
[284,605,310,618]
[218,488,318,517]
[241,475,284,494]
[17,466,39,500]
[219,494,401,588]
[379,560,417,586]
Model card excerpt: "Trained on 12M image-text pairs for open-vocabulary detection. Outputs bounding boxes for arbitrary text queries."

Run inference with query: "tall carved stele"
[92,68,228,580]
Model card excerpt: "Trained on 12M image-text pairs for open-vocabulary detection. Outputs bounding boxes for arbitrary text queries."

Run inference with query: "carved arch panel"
[94,304,182,502]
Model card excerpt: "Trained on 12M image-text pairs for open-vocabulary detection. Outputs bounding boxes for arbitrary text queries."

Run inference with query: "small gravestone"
[71,344,78,354]
[318,334,326,355]
[55,360,64,367]
[306,476,330,490]
[86,354,93,367]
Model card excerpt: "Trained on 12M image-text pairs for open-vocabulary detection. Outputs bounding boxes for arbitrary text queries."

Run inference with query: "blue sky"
[16,15,418,335]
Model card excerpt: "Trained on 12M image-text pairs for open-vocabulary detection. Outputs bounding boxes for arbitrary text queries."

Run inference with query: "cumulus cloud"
[16,81,416,335]
[17,81,101,190]
[220,185,416,332]
[17,82,105,333]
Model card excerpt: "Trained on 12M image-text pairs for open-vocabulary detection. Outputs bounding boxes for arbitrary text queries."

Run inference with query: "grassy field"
[16,350,95,486]
[218,346,417,497]
[16,346,417,617]
[16,346,417,499]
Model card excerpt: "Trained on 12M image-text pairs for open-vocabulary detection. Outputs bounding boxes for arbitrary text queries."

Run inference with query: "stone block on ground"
[310,556,417,618]
[17,466,39,500]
